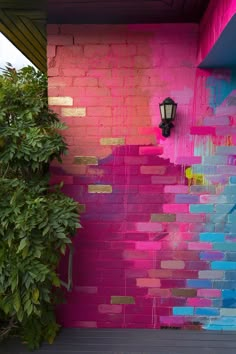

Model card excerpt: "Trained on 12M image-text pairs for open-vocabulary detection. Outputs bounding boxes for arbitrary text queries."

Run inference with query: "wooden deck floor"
[1,328,236,354]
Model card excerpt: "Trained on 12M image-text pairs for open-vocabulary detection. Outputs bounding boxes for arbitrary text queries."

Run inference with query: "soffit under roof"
[0,0,209,72]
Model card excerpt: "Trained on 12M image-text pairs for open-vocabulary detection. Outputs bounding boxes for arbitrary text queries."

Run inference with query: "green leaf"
[0,65,80,349]
[52,274,61,287]
[32,288,40,304]
[13,291,21,312]
[17,238,28,253]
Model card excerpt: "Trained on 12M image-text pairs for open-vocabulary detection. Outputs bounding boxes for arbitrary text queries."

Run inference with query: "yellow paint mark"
[151,214,176,222]
[100,137,125,145]
[74,156,98,165]
[48,96,73,106]
[185,167,204,186]
[88,185,112,193]
[61,107,86,117]
[111,296,135,305]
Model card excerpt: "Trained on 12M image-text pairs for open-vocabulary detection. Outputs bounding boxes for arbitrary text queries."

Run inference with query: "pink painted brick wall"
[198,0,236,64]
[48,23,236,331]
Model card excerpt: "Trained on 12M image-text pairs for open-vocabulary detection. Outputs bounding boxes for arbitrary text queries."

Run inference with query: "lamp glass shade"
[165,104,173,120]
[160,105,165,120]
[172,103,177,120]
[159,97,177,121]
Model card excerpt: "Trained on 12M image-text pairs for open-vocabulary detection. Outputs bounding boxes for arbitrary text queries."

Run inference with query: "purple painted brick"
[216,126,236,135]
[203,116,230,126]
[203,156,228,165]
[200,251,224,261]
[216,146,236,155]
[175,194,199,204]
[193,165,216,174]
[216,165,236,174]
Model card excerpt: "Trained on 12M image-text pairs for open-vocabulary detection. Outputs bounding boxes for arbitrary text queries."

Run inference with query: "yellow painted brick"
[48,96,73,106]
[74,156,98,165]
[61,107,86,117]
[151,214,176,222]
[100,137,125,145]
[88,185,112,193]
[111,296,135,305]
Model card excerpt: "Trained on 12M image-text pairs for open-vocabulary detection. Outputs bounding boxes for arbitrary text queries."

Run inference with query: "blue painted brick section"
[203,317,236,330]
[212,300,223,308]
[190,185,216,194]
[213,281,236,289]
[195,308,219,316]
[205,224,215,232]
[227,223,236,233]
[175,194,199,204]
[203,156,228,165]
[200,251,224,260]
[225,272,236,280]
[213,243,236,251]
[223,299,236,308]
[187,279,212,288]
[230,176,236,184]
[215,204,234,214]
[207,214,227,224]
[211,261,236,270]
[193,165,216,174]
[216,146,236,155]
[190,204,214,213]
[205,324,236,330]
[173,307,194,316]
[228,214,236,223]
[200,233,225,242]
[224,186,236,195]
[214,224,229,233]
[222,290,236,299]
[226,195,236,203]
[225,252,236,261]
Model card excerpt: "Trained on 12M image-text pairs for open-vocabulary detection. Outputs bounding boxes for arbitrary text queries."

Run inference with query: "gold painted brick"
[151,214,176,222]
[77,204,86,213]
[111,296,135,305]
[61,107,86,117]
[48,96,73,106]
[74,156,98,165]
[88,185,112,193]
[172,288,197,297]
[100,137,125,145]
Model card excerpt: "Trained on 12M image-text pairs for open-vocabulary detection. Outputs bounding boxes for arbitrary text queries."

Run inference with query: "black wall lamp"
[159,97,177,137]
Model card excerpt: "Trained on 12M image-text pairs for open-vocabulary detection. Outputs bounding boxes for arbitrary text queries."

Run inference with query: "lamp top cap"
[161,97,177,105]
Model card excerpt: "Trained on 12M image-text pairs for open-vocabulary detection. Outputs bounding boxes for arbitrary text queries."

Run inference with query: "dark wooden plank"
[2,329,236,354]
[47,0,209,23]
[0,8,46,72]
[56,328,236,340]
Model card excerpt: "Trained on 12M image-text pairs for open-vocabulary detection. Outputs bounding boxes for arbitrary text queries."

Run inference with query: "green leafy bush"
[0,65,80,349]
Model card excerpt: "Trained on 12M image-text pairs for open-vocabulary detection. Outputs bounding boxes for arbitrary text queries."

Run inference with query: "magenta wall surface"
[48,23,236,330]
